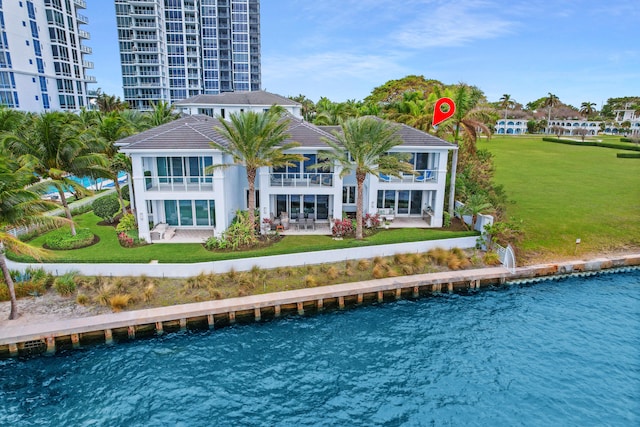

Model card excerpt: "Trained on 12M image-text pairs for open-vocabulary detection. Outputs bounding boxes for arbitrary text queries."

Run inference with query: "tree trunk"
[247,167,257,230]
[114,178,126,216]
[355,171,366,240]
[0,253,19,320]
[59,190,76,236]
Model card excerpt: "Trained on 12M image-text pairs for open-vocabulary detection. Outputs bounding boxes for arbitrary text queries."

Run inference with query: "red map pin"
[433,97,456,126]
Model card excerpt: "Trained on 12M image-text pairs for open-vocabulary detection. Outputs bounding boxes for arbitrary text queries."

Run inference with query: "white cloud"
[392,0,515,48]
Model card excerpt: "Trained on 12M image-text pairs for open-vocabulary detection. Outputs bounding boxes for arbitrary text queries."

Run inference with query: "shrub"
[617,152,640,158]
[357,259,370,271]
[54,273,77,296]
[121,183,130,201]
[332,218,354,237]
[0,280,48,301]
[76,293,89,305]
[304,275,317,287]
[143,283,156,302]
[205,210,257,250]
[483,251,502,266]
[363,213,381,229]
[109,293,132,311]
[92,195,121,223]
[372,264,386,279]
[326,266,339,280]
[116,214,137,233]
[118,232,135,248]
[45,227,95,250]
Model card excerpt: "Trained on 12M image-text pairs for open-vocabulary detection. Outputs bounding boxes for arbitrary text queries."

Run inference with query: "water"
[45,171,127,195]
[1,271,639,426]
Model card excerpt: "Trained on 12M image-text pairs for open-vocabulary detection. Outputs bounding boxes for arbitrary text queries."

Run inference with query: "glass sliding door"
[410,191,422,214]
[195,200,209,226]
[397,190,410,214]
[179,200,193,225]
[164,200,178,225]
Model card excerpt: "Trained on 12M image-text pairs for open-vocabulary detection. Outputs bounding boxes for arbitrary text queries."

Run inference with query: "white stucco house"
[118,93,457,243]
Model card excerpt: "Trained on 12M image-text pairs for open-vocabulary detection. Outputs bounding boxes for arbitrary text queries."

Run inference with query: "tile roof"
[119,115,455,152]
[318,118,456,148]
[174,91,301,107]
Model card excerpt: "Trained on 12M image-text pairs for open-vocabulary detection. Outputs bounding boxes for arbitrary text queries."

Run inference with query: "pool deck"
[1,253,638,358]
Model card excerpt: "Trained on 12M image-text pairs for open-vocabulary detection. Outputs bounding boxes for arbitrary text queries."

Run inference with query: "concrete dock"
[1,254,638,358]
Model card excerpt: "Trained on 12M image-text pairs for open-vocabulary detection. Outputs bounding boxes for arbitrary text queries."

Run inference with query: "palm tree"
[457,193,492,230]
[499,94,515,129]
[210,110,304,228]
[0,153,66,319]
[144,101,179,128]
[439,84,494,153]
[317,117,411,240]
[95,89,128,113]
[3,112,109,236]
[579,102,596,118]
[385,92,433,132]
[543,93,559,132]
[93,112,135,215]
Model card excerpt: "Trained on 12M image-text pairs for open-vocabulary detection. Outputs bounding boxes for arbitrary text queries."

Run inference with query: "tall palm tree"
[93,112,135,215]
[317,117,411,240]
[499,94,515,127]
[3,112,109,236]
[439,84,494,153]
[145,101,179,128]
[543,93,559,131]
[579,102,596,118]
[0,153,66,319]
[210,110,304,228]
[385,92,433,132]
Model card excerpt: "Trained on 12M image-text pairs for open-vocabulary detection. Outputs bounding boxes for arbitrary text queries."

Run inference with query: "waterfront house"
[119,94,457,242]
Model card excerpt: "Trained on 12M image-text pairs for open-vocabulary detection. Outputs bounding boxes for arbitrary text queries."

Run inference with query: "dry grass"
[61,248,484,313]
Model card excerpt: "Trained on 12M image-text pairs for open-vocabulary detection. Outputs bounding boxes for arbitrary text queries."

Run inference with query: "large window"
[274,194,330,220]
[377,190,423,215]
[164,200,215,227]
[155,156,213,183]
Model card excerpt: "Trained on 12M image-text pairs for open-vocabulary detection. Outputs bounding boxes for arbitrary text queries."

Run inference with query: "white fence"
[7,236,479,278]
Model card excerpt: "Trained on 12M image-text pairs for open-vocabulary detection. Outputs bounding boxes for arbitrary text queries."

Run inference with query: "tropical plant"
[579,101,596,118]
[499,94,516,124]
[543,93,560,130]
[210,109,303,229]
[573,128,589,141]
[144,101,179,128]
[92,195,120,223]
[0,152,66,319]
[460,193,493,229]
[3,112,109,236]
[94,89,128,113]
[385,91,433,132]
[551,125,566,138]
[316,117,411,239]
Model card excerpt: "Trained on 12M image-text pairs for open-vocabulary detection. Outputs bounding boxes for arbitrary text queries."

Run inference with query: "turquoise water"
[1,271,639,426]
[45,172,127,194]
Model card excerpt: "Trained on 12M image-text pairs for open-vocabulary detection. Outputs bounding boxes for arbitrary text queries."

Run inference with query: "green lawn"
[14,212,476,264]
[481,135,640,260]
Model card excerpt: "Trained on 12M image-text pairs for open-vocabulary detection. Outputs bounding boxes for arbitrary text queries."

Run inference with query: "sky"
[86,0,639,109]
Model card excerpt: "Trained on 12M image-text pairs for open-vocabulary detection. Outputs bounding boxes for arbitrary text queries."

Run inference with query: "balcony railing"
[74,0,87,9]
[78,29,90,39]
[76,13,88,24]
[378,169,438,183]
[145,176,214,192]
[270,173,333,188]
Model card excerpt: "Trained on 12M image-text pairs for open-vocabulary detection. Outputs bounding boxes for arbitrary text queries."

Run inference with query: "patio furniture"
[416,170,434,182]
[377,208,395,222]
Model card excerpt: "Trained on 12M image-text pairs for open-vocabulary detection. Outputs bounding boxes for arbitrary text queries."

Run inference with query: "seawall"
[1,253,638,358]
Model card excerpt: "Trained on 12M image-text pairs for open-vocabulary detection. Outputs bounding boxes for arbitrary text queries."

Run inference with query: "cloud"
[391,0,515,48]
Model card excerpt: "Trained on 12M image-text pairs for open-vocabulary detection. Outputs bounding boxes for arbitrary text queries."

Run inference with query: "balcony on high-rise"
[80,44,92,54]
[77,13,89,24]
[78,30,90,40]
[73,0,87,9]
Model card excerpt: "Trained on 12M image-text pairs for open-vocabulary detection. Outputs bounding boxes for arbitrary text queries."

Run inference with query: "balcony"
[73,0,86,9]
[145,176,214,192]
[80,44,92,54]
[78,29,90,39]
[85,75,96,83]
[82,60,94,69]
[76,13,88,24]
[378,169,438,184]
[270,173,334,188]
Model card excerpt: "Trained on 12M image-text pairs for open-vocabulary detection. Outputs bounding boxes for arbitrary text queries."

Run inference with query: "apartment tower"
[115,0,260,110]
[0,0,95,112]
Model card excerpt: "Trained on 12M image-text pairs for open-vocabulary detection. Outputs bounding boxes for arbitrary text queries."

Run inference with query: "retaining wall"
[1,253,638,359]
[7,236,479,278]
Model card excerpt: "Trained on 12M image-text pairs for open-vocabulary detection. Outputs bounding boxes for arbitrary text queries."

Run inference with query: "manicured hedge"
[542,137,640,151]
[616,152,640,158]
[44,227,95,250]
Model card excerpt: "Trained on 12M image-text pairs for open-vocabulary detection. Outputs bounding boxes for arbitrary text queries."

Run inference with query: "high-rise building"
[115,0,261,111]
[0,0,95,112]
